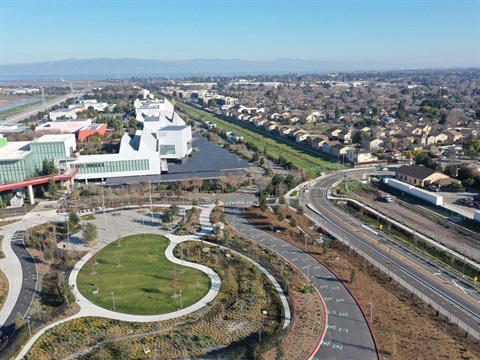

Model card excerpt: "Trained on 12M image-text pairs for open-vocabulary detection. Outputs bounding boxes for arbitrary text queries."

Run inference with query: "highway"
[225,205,378,360]
[304,172,480,341]
[2,92,82,124]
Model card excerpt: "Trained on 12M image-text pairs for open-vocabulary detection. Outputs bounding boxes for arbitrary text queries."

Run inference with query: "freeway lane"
[0,231,37,350]
[305,173,480,340]
[225,206,378,360]
[2,93,82,124]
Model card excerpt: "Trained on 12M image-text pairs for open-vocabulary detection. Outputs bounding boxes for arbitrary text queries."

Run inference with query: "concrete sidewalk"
[11,201,291,359]
[14,204,220,359]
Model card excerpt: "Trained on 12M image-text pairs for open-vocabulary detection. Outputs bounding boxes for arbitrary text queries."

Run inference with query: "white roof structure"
[134,98,175,122]
[0,141,31,160]
[32,134,75,143]
[71,98,192,180]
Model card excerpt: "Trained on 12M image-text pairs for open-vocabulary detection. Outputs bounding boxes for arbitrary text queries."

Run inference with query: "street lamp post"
[387,247,392,278]
[65,215,70,249]
[149,181,154,224]
[179,289,183,309]
[102,186,107,231]
[368,299,373,324]
[111,291,116,311]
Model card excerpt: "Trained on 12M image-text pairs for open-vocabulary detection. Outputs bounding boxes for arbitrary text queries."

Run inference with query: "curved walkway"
[12,203,291,359]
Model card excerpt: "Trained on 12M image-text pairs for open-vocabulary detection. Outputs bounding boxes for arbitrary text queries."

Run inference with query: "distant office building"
[49,109,78,121]
[0,123,28,135]
[36,118,92,134]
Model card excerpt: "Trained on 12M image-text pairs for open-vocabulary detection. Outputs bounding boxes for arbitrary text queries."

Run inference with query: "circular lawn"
[76,234,210,315]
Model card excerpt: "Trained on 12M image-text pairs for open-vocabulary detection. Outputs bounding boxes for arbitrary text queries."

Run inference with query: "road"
[225,205,378,360]
[305,172,480,341]
[2,92,82,124]
[0,230,37,350]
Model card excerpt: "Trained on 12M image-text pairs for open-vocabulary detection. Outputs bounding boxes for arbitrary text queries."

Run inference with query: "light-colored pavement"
[6,202,291,359]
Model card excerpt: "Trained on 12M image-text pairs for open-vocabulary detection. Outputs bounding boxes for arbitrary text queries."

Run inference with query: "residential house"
[395,164,453,187]
[310,135,329,149]
[278,126,294,137]
[362,138,384,151]
[338,129,353,144]
[346,148,377,163]
[426,132,448,145]
[295,131,309,143]
[457,128,477,140]
[322,140,340,154]
[263,121,278,132]
[253,118,267,127]
[446,129,464,144]
[306,111,322,123]
[326,128,342,140]
[331,144,351,162]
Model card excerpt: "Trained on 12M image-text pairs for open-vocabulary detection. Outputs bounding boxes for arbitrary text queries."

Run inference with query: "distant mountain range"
[0,58,389,77]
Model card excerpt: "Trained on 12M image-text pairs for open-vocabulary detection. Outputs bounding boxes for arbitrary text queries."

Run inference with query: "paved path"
[224,205,378,360]
[6,203,290,359]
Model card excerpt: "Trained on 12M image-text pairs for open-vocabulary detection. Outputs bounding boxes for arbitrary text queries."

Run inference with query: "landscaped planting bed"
[26,241,288,359]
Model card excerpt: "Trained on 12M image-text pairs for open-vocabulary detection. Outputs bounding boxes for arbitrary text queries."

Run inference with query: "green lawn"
[176,101,343,175]
[76,234,210,315]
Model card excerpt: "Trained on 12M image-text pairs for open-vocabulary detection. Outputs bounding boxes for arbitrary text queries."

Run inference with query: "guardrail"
[350,241,480,342]
[306,202,480,342]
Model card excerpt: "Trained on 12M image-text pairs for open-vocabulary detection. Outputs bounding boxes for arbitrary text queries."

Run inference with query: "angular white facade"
[71,99,192,180]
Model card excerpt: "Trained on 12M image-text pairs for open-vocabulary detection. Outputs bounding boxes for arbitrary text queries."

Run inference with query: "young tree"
[14,312,24,330]
[68,211,80,231]
[47,176,59,200]
[82,223,98,245]
[350,268,358,284]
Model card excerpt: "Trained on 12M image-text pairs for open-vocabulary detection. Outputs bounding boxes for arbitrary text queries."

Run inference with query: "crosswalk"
[223,200,258,206]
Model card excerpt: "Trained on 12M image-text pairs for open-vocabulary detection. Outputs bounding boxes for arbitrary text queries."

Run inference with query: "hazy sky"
[1,0,479,68]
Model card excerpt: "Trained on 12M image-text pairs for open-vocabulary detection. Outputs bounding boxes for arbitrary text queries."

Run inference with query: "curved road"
[305,172,480,341]
[0,230,37,350]
[225,205,378,360]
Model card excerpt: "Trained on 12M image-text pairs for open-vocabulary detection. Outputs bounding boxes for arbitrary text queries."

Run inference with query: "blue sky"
[1,0,479,68]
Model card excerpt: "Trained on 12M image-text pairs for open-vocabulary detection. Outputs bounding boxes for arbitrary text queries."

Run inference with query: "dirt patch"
[0,268,8,312]
[243,205,319,244]
[261,291,323,360]
[243,206,480,360]
[210,207,324,359]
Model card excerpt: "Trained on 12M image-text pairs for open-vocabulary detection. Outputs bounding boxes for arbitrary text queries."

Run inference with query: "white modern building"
[49,109,78,121]
[134,98,175,122]
[70,99,192,181]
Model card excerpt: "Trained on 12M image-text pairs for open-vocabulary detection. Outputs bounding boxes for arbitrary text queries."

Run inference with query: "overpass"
[0,168,78,204]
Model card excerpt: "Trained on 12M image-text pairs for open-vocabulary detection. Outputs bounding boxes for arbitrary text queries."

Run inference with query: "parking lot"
[439,190,480,219]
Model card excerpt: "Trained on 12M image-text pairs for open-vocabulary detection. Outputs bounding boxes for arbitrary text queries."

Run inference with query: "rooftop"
[0,141,31,160]
[33,134,75,143]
